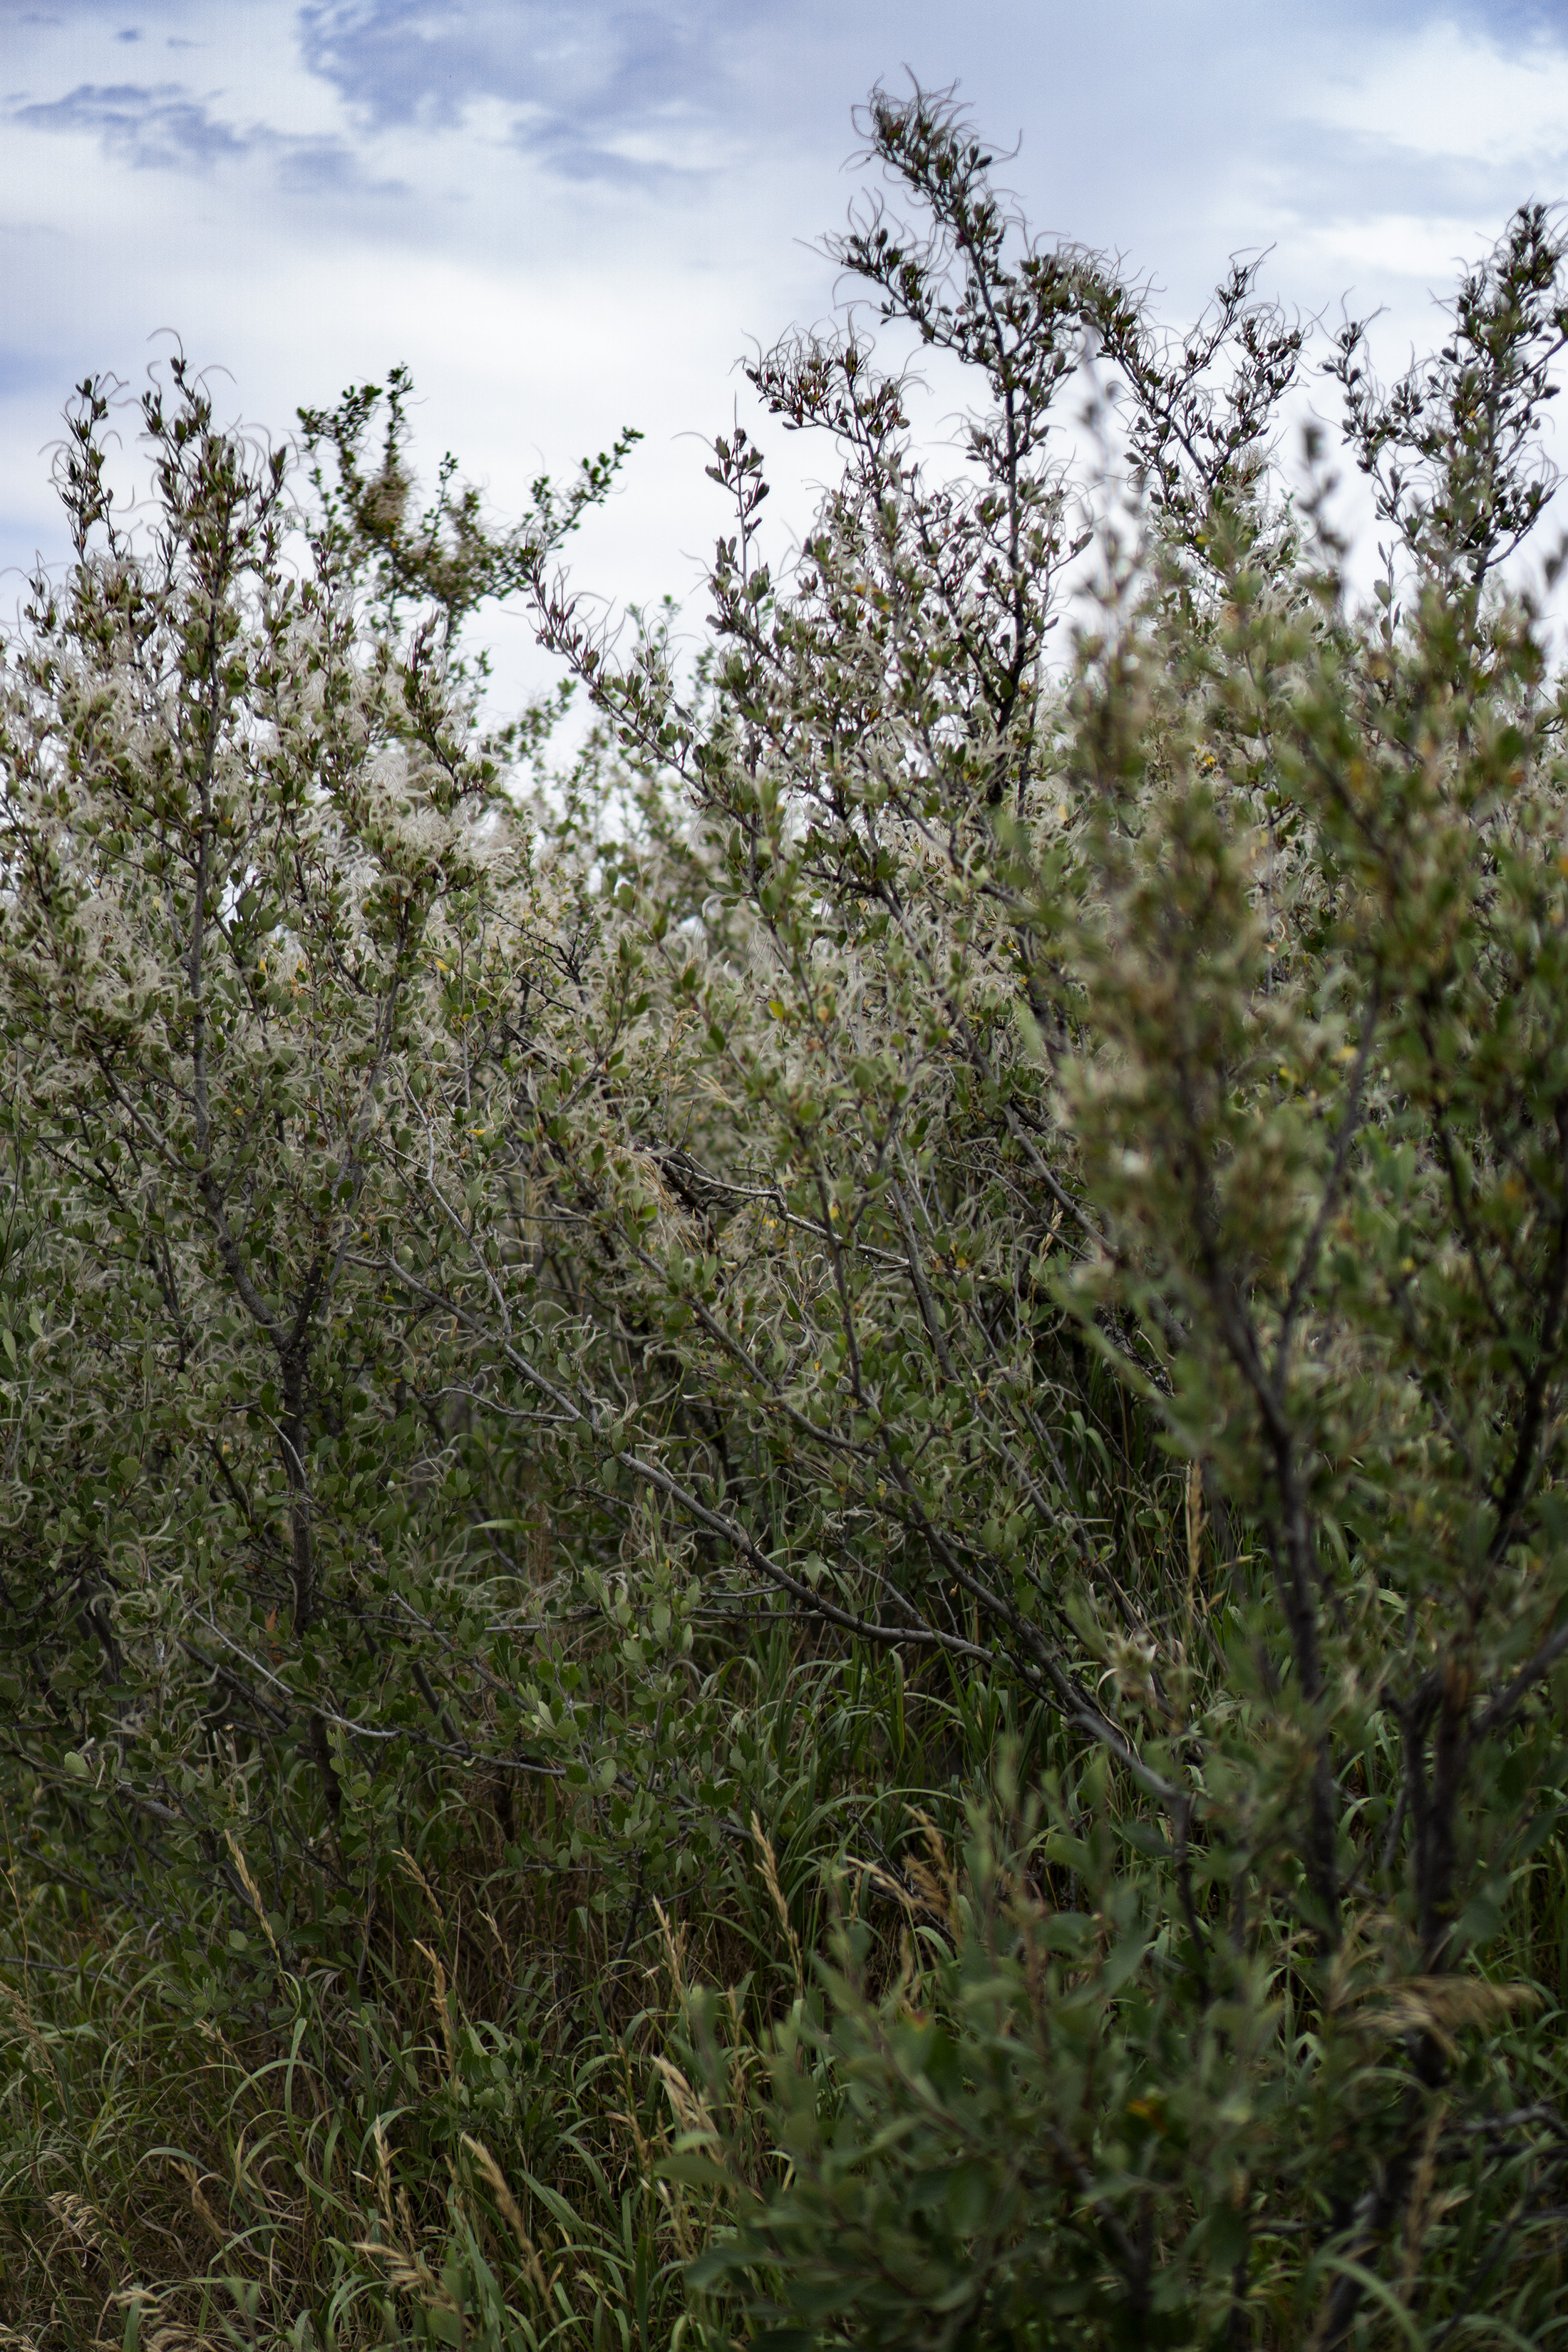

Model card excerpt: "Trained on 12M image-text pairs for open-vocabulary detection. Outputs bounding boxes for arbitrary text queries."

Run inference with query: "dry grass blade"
[0,1981,60,2088]
[171,2162,227,2249]
[371,2115,395,2227]
[106,2290,217,2352]
[1356,1976,1544,2058]
[649,2055,724,2265]
[1399,2098,1450,2303]
[398,1848,440,1910]
[45,2190,105,2254]
[843,1852,946,1923]
[652,1897,687,2000]
[651,2053,721,2148]
[461,2132,550,2296]
[907,1808,959,1929]
[354,2238,458,2315]
[222,1832,281,1961]
[413,1939,457,2075]
[1185,1455,1207,1624]
[751,1811,804,1993]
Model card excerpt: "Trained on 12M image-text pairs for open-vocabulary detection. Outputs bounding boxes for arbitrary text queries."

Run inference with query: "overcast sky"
[3,1,1568,706]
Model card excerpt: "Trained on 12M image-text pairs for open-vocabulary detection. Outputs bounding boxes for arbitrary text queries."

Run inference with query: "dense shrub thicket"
[4,88,1568,2351]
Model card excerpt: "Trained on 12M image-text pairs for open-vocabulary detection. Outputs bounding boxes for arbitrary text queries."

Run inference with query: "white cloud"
[0,0,845,715]
[3,0,1568,713]
[1308,17,1568,167]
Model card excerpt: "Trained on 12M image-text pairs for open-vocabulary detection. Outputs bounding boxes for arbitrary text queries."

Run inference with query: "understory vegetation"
[6,86,1568,2351]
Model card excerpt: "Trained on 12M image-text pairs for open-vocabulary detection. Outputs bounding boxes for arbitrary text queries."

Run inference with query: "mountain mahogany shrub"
[507,100,1568,2344]
[0,363,671,1957]
[4,87,1568,2352]
[0,358,919,2351]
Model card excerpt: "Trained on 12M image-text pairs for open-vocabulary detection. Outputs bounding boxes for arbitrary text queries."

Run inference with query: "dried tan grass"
[462,2131,551,2297]
[652,1897,687,1999]
[0,1982,59,2089]
[106,2289,220,2352]
[170,2162,227,2249]
[1356,1975,1544,2058]
[45,2189,106,2254]
[222,1832,281,1962]
[353,2236,458,2316]
[413,1939,458,2076]
[751,1812,804,1993]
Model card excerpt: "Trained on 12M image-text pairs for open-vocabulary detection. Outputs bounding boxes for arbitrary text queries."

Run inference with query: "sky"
[3,1,1568,709]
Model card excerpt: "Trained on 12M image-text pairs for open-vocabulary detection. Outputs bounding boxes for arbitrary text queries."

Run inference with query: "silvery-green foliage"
[0,358,648,1941]
[4,91,1568,2352]
[508,94,1568,2347]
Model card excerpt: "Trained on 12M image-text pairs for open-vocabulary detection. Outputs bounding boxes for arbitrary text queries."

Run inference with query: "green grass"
[6,1626,1568,2351]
